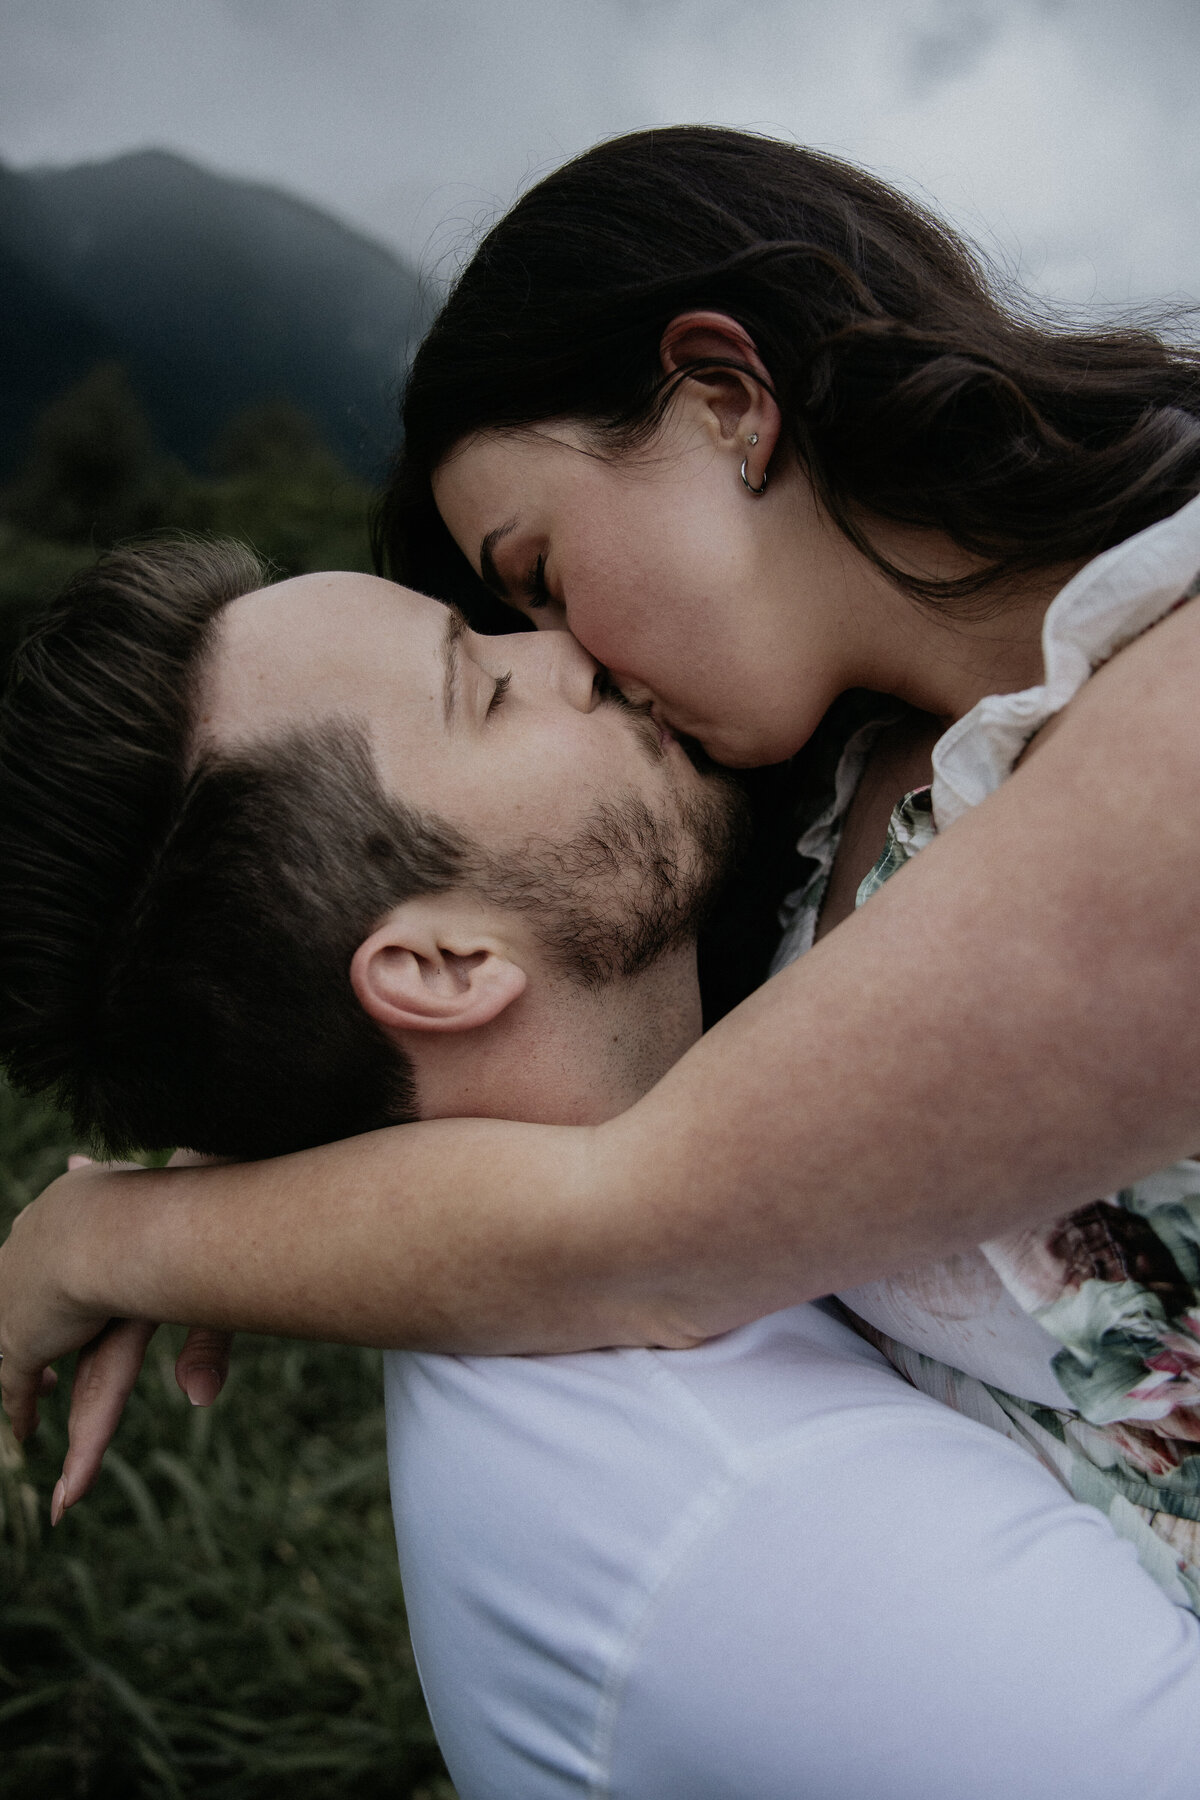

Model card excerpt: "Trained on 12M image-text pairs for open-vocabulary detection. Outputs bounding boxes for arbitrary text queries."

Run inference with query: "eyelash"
[525,553,552,611]
[487,672,512,717]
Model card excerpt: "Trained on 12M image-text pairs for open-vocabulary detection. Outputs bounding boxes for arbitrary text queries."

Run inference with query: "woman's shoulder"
[932,493,1200,829]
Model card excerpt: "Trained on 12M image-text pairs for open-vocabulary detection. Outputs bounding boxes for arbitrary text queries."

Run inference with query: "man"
[0,540,1198,1799]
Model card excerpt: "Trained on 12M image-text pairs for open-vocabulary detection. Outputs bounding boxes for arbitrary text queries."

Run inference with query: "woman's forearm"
[52,1117,655,1353]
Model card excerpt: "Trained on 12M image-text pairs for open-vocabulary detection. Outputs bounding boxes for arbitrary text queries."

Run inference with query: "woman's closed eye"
[526,553,553,611]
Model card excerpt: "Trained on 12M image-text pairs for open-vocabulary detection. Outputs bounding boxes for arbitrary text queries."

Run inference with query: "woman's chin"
[700,729,796,771]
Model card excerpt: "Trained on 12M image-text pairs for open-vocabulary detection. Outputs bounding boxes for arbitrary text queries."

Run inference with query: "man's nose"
[490,626,601,711]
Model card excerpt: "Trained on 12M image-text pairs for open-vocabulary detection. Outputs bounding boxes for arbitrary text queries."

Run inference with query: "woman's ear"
[659,310,783,479]
[350,904,527,1037]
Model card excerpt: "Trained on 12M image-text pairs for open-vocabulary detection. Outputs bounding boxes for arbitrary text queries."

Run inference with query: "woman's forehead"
[436,424,591,505]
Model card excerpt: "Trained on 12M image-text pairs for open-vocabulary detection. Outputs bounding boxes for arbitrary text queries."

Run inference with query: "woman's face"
[433,408,863,768]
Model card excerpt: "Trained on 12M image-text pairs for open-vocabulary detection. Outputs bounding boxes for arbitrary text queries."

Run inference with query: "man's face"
[199,573,742,979]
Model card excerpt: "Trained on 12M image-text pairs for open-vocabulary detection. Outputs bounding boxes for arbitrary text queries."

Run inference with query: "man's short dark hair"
[0,538,470,1159]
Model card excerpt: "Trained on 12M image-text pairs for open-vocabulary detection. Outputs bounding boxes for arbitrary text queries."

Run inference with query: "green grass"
[0,1080,455,1799]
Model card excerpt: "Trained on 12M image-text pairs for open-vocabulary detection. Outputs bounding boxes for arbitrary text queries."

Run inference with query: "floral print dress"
[771,493,1200,1613]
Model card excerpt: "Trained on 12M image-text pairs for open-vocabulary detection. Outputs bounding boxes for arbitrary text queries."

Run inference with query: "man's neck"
[411,944,703,1127]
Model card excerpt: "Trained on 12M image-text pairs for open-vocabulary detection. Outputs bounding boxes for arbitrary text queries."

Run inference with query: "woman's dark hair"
[376,124,1200,614]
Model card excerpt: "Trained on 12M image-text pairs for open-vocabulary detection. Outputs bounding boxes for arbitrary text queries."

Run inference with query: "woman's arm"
[6,593,1200,1414]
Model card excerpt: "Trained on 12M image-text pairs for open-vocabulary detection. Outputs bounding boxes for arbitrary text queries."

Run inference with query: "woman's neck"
[839,524,1079,725]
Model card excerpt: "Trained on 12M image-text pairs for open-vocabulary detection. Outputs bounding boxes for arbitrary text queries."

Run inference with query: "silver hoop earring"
[740,458,767,496]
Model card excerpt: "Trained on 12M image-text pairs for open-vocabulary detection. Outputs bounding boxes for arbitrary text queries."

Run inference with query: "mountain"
[0,166,127,475]
[0,149,426,479]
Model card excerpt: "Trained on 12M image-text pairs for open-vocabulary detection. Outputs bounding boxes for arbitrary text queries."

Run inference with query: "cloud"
[620,0,1200,307]
[1,0,1197,311]
[906,2,1005,92]
[0,1,656,272]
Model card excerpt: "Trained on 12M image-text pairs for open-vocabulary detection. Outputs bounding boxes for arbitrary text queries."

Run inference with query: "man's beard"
[477,769,749,989]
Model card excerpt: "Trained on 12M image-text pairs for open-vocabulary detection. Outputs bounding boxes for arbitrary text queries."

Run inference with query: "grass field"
[0,1078,456,1799]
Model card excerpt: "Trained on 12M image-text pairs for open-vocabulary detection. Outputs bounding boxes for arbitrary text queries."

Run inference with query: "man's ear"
[659,310,784,476]
[350,902,527,1037]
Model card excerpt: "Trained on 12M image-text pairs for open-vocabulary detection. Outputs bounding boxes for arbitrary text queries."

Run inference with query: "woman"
[8,128,1200,1597]
[374,125,1200,1603]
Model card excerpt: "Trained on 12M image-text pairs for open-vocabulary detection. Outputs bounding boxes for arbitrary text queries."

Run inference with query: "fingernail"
[50,1478,65,1527]
[184,1367,222,1408]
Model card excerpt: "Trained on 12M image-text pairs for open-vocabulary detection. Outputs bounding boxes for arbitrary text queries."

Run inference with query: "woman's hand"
[52,1314,233,1524]
[52,1317,157,1521]
[0,1163,115,1440]
[0,1155,233,1520]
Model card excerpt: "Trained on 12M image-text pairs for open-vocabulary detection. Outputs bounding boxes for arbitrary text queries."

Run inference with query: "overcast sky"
[4,0,1200,312]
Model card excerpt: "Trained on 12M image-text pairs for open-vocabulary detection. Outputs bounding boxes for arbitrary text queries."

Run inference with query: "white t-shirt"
[384,1302,1200,1800]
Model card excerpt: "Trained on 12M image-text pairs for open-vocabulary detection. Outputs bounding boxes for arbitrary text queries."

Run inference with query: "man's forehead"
[227,569,428,633]
[198,572,441,742]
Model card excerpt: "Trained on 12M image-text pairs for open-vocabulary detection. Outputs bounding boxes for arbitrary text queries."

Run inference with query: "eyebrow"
[479,519,519,598]
[440,603,469,726]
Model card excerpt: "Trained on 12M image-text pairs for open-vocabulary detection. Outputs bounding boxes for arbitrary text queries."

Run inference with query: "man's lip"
[649,708,677,750]
[599,691,668,766]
